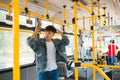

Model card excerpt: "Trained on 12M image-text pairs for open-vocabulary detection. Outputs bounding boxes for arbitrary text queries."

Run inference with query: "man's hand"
[35,18,41,32]
[35,25,41,32]
[56,29,64,36]
[30,23,41,39]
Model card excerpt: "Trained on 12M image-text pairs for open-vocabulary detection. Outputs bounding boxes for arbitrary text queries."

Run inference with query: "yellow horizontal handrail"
[0,2,73,27]
[77,15,98,21]
[0,27,33,33]
[81,63,110,80]
[66,61,111,80]
[0,2,10,8]
[77,16,92,20]
[68,60,120,69]
[0,27,61,36]
[98,65,120,69]
[77,2,92,14]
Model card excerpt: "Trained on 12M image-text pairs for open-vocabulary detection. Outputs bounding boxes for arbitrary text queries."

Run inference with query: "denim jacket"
[27,36,69,72]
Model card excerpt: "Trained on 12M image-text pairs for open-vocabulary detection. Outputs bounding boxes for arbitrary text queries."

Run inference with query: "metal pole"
[77,1,92,14]
[28,12,30,20]
[8,5,11,15]
[98,65,120,68]
[77,16,92,20]
[0,2,74,28]
[103,7,106,26]
[73,0,79,80]
[63,5,67,24]
[12,0,20,80]
[46,0,49,19]
[81,64,110,80]
[97,0,102,60]
[97,0,100,20]
[24,0,28,8]
[91,0,96,80]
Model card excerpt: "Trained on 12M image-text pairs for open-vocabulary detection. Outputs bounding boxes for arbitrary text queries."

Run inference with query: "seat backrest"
[57,61,67,77]
[112,69,120,80]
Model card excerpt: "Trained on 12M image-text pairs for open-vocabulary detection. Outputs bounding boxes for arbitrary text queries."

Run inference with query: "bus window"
[0,31,35,69]
[66,35,74,56]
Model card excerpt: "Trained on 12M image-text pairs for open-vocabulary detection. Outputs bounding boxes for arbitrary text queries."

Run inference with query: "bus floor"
[67,73,104,80]
[68,69,120,80]
[66,70,109,80]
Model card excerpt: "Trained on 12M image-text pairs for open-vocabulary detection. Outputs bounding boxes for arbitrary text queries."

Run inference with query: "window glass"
[0,30,35,69]
[20,32,35,65]
[0,31,13,69]
[0,9,74,69]
[66,35,74,56]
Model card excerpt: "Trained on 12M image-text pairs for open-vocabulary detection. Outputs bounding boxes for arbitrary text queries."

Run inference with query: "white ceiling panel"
[0,0,120,27]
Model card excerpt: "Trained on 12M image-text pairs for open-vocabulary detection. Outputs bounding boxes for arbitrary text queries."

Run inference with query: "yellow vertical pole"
[97,0,102,57]
[91,0,96,80]
[103,7,106,26]
[46,0,49,18]
[91,0,95,63]
[97,0,100,20]
[28,12,30,20]
[63,5,67,24]
[8,5,11,15]
[24,0,29,20]
[73,1,79,80]
[24,0,28,8]
[12,0,20,80]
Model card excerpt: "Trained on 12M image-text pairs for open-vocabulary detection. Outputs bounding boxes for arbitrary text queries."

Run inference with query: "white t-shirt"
[45,41,57,71]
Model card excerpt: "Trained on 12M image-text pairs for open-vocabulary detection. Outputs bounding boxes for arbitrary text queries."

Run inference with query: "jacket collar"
[52,39,61,45]
[41,38,61,46]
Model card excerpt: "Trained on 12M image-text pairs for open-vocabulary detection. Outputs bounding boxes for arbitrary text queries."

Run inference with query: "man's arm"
[30,25,41,39]
[27,25,41,52]
[116,45,118,49]
[56,29,69,46]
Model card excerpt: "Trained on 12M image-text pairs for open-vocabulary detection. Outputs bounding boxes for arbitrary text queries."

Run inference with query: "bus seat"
[57,61,73,80]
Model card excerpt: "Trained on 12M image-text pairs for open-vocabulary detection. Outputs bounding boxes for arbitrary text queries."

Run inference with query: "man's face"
[44,31,55,41]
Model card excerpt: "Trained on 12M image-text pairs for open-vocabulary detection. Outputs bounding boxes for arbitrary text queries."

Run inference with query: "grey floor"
[62,71,106,80]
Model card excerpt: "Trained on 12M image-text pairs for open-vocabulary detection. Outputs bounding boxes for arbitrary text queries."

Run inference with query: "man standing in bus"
[27,24,69,80]
[108,40,118,65]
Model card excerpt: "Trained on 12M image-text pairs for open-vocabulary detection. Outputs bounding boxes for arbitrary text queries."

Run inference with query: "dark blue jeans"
[107,56,116,65]
[39,69,59,80]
